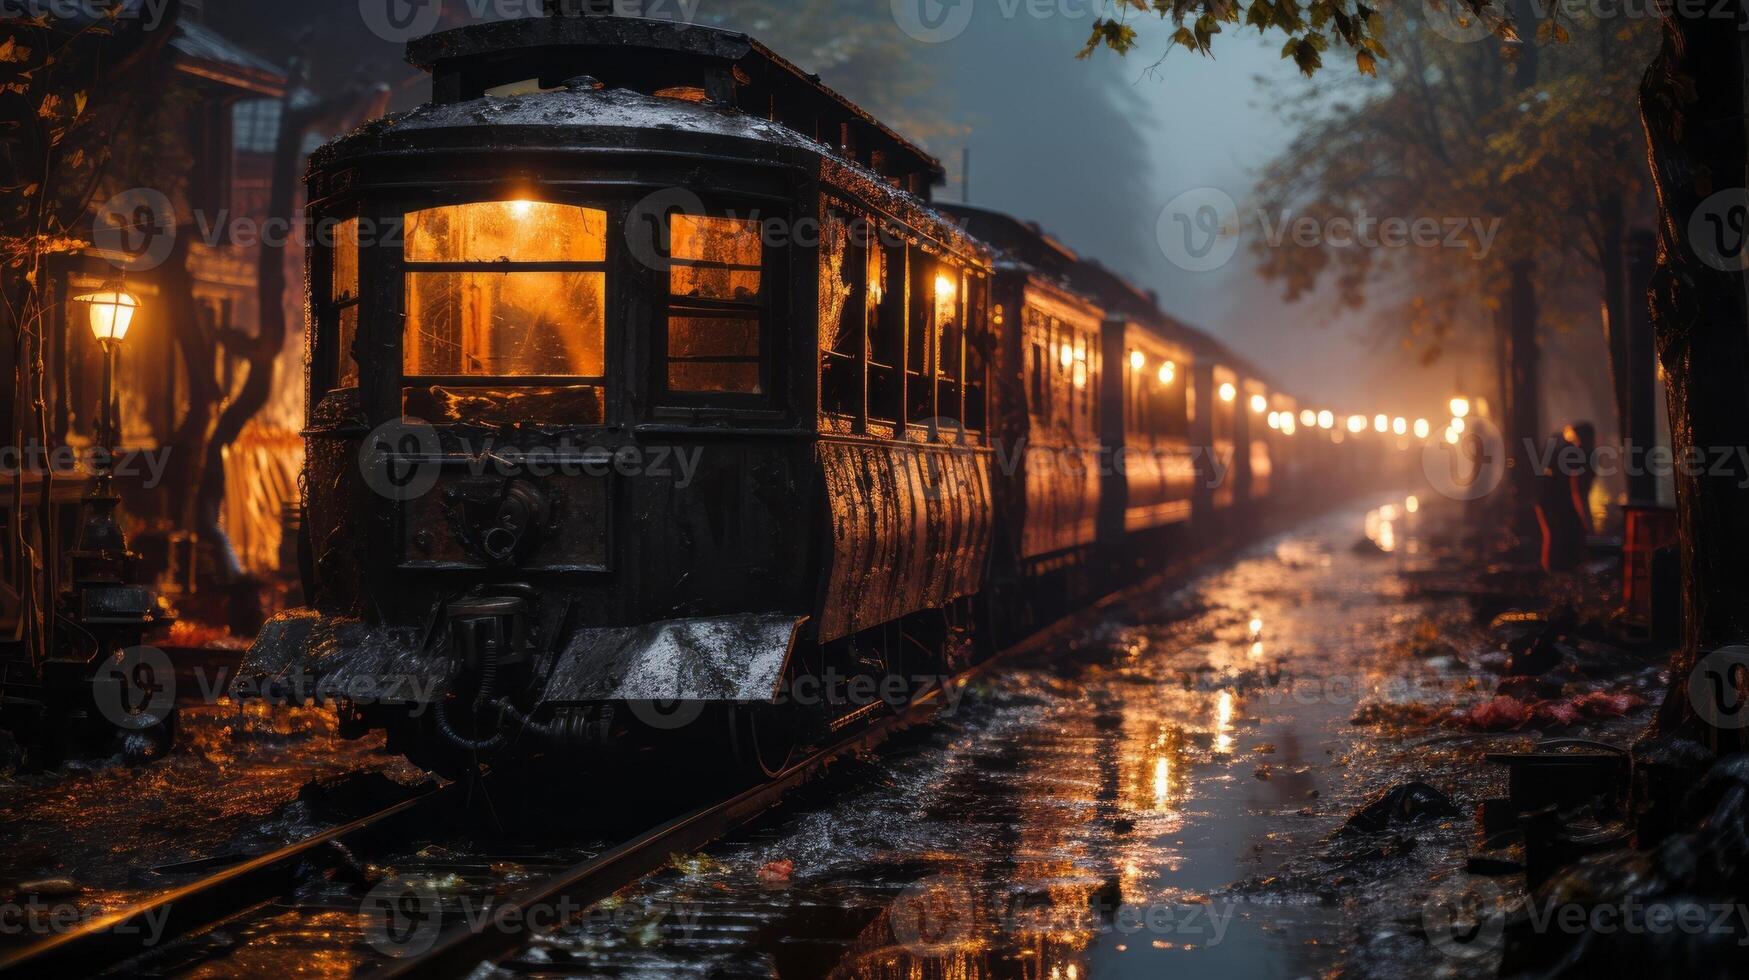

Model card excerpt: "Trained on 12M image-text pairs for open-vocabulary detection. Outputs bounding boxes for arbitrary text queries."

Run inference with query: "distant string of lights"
[1260,395,1479,446]
[1121,346,1478,446]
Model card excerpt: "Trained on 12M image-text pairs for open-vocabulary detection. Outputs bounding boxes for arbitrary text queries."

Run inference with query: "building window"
[665,214,763,394]
[401,200,608,380]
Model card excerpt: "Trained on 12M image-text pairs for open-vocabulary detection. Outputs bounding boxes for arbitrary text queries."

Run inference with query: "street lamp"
[70,286,140,570]
[73,288,139,477]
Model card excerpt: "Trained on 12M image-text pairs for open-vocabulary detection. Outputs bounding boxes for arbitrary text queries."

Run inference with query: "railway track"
[0,670,995,978]
[0,780,455,977]
[0,540,1239,979]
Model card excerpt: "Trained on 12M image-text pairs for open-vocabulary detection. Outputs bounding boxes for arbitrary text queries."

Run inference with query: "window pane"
[405,201,606,264]
[337,304,359,388]
[668,362,760,394]
[670,214,761,300]
[669,316,758,359]
[331,217,358,303]
[405,271,605,377]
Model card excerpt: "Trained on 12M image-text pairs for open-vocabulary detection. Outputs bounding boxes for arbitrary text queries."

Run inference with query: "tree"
[1081,0,1749,754]
[1247,11,1655,463]
[2,4,181,665]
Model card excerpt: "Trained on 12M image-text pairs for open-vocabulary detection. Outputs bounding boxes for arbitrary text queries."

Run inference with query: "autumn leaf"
[73,91,86,117]
[1356,49,1377,76]
[0,37,29,63]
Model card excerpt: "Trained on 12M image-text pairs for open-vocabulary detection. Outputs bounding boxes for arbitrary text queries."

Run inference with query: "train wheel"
[727,647,807,780]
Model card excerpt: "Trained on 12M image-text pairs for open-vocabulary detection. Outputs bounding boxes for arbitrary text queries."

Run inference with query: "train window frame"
[867,233,905,430]
[818,207,865,424]
[659,211,770,403]
[317,214,362,394]
[398,198,611,389]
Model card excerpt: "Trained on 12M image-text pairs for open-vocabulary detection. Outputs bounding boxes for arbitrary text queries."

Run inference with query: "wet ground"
[0,497,1663,977]
[0,703,422,930]
[485,498,1659,979]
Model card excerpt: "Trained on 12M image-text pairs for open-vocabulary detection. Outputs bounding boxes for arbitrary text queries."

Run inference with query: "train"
[234,10,1383,779]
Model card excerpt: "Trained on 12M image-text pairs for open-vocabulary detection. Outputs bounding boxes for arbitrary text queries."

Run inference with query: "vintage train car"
[239,14,999,777]
[235,10,1342,782]
[931,205,1110,640]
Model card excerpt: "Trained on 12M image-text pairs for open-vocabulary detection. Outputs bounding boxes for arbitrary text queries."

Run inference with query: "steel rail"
[0,780,455,977]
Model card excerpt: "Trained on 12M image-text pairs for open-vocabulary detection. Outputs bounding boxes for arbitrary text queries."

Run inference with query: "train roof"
[939,203,1289,394]
[404,13,945,193]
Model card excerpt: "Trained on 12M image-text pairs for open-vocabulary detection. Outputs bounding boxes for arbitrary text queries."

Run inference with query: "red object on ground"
[757,859,794,885]
[1459,696,1531,730]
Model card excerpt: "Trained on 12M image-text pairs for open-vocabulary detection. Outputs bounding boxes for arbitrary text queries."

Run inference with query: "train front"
[237,15,860,775]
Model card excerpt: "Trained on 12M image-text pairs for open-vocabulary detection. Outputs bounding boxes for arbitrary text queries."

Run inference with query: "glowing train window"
[666,214,763,394]
[330,216,360,389]
[402,201,607,378]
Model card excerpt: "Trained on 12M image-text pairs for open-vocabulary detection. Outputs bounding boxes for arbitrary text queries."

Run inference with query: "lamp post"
[69,287,139,573]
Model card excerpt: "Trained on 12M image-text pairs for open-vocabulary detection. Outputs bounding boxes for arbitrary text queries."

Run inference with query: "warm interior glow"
[1280,414,1296,435]
[1450,417,1466,434]
[1129,349,1145,371]
[404,201,609,378]
[1059,344,1075,369]
[1413,418,1431,439]
[1405,494,1420,513]
[1218,382,1236,402]
[1445,426,1461,445]
[1347,414,1366,433]
[1250,393,1268,413]
[1248,615,1263,635]
[1450,396,1470,419]
[1267,411,1280,429]
[77,290,139,344]
[934,273,957,300]
[1318,410,1334,429]
[1299,409,1316,427]
[1392,416,1407,435]
[1373,414,1388,433]
[1158,361,1176,385]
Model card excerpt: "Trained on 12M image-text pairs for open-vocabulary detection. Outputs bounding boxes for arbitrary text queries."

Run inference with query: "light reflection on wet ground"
[0,703,419,932]
[496,500,1651,979]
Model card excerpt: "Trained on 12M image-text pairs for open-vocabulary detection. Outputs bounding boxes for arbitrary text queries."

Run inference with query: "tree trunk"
[1600,190,1630,448]
[1640,4,1749,750]
[190,78,309,579]
[1505,0,1544,542]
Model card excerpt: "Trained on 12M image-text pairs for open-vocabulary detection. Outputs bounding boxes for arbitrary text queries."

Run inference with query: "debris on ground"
[1341,781,1461,834]
[756,859,794,886]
